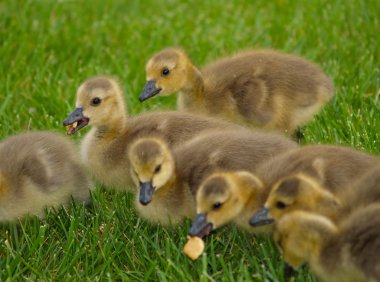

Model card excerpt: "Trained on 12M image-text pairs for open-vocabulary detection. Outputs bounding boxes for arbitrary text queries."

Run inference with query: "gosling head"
[190,171,263,238]
[63,76,126,135]
[128,137,175,206]
[140,48,192,102]
[250,172,340,227]
[274,210,337,269]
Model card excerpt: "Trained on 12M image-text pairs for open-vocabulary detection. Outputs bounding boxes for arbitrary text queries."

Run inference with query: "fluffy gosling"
[128,129,297,225]
[0,132,91,222]
[141,48,334,134]
[63,76,241,191]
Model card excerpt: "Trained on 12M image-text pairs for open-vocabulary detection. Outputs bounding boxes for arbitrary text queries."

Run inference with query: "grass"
[0,0,379,280]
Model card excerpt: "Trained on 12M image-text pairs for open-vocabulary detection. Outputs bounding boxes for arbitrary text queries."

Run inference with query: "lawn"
[0,0,379,280]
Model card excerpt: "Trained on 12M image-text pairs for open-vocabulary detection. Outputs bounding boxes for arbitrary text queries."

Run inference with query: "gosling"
[128,129,297,225]
[249,145,380,228]
[274,207,380,282]
[190,171,271,238]
[63,76,241,191]
[0,132,91,222]
[141,48,334,134]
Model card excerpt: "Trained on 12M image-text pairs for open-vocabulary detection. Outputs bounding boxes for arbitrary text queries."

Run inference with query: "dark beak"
[284,262,296,279]
[139,80,162,102]
[63,107,84,126]
[189,213,213,238]
[139,181,154,205]
[249,208,274,227]
[63,108,90,135]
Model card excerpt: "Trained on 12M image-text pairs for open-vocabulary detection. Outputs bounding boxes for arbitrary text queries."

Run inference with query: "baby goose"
[0,132,91,222]
[274,207,380,282]
[190,171,271,237]
[249,145,380,228]
[128,137,192,225]
[140,48,334,134]
[63,76,240,191]
[128,129,297,225]
[250,172,342,226]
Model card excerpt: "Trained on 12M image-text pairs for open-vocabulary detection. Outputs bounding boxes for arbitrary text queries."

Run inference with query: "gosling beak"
[63,107,90,135]
[139,80,162,102]
[139,181,154,205]
[189,213,213,238]
[249,208,274,227]
[284,262,296,279]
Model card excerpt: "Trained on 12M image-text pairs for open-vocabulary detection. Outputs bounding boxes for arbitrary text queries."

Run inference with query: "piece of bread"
[183,236,205,260]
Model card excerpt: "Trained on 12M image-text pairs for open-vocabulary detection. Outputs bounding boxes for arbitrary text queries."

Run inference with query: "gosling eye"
[91,97,102,106]
[154,165,161,174]
[162,67,170,76]
[276,201,287,209]
[213,202,222,210]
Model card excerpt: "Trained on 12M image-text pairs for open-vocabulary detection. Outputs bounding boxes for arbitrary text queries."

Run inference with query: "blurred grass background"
[0,0,379,280]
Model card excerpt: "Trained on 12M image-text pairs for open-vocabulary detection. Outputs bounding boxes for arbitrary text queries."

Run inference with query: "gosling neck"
[232,188,257,230]
[155,173,178,199]
[0,173,9,198]
[308,219,340,276]
[236,187,269,232]
[178,65,205,110]
[93,108,128,141]
[318,195,342,222]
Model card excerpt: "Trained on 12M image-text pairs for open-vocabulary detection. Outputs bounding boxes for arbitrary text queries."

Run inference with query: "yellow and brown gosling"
[0,132,91,222]
[63,76,241,192]
[274,207,380,282]
[140,48,334,134]
[128,129,297,226]
[128,137,192,225]
[191,171,271,237]
[249,145,380,228]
